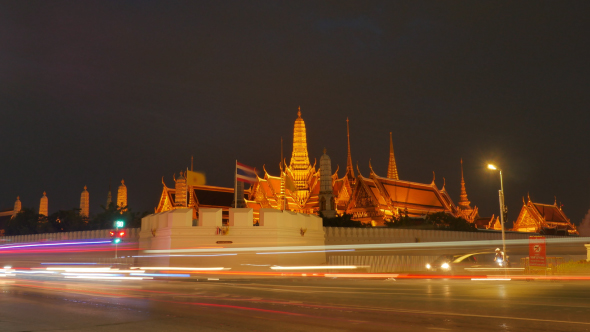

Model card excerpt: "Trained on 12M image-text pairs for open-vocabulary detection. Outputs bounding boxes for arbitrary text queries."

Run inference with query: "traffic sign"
[529,236,546,267]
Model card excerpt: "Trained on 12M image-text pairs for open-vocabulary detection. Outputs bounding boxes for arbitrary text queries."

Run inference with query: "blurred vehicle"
[425,252,510,274]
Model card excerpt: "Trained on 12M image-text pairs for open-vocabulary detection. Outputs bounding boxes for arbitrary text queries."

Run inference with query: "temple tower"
[80,186,90,217]
[458,159,471,210]
[175,171,187,207]
[12,196,21,218]
[289,107,312,190]
[117,179,127,211]
[106,183,112,208]
[319,149,336,218]
[387,132,399,180]
[39,191,48,216]
[456,159,478,222]
[346,118,355,184]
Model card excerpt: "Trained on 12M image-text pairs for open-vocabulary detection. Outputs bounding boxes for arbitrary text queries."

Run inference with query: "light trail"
[145,237,590,254]
[133,267,228,271]
[0,240,111,250]
[256,249,354,255]
[271,265,359,270]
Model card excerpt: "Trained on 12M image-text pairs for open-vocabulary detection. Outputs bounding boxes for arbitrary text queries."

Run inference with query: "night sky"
[1,1,589,225]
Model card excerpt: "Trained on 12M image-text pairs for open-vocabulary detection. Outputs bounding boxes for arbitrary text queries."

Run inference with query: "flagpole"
[234,160,238,209]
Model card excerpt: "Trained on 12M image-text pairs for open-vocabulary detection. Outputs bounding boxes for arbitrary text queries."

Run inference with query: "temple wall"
[139,208,325,268]
[323,227,571,245]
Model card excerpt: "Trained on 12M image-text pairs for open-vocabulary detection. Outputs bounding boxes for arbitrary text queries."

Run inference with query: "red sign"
[529,236,546,267]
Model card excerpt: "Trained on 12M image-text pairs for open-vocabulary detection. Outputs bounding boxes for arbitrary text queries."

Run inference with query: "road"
[2,276,590,331]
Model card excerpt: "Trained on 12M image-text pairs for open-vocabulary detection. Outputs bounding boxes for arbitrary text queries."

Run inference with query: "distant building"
[39,191,48,217]
[106,183,112,208]
[0,196,23,235]
[117,179,127,211]
[80,186,89,217]
[512,195,578,235]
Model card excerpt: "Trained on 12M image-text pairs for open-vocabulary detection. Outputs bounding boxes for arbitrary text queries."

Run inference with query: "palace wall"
[139,208,325,268]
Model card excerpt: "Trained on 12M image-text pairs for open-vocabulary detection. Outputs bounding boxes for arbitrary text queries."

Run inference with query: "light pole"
[488,164,506,258]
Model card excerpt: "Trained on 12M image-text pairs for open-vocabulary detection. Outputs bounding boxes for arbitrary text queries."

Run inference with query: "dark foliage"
[322,213,371,227]
[4,208,42,235]
[384,210,476,232]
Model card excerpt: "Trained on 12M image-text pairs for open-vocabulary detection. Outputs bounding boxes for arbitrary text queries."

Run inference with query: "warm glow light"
[135,267,227,271]
[487,164,497,170]
[271,265,358,270]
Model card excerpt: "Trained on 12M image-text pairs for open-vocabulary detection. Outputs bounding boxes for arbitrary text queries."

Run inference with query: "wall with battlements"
[139,208,325,268]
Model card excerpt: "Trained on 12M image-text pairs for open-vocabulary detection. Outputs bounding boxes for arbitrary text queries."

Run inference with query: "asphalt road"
[2,276,590,332]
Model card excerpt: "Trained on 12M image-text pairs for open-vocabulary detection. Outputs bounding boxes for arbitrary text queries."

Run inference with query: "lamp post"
[487,164,506,258]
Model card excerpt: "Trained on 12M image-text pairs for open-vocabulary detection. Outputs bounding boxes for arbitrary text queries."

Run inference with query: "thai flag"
[236,162,258,183]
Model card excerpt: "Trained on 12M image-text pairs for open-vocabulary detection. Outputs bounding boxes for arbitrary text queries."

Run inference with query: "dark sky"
[1,1,589,225]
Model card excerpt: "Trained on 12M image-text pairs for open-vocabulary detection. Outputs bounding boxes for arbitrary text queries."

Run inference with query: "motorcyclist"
[495,248,506,266]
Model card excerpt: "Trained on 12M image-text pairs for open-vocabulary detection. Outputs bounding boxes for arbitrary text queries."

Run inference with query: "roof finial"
[431,171,435,185]
[387,132,399,180]
[442,177,446,190]
[527,192,531,202]
[84,185,87,190]
[554,196,557,206]
[297,106,301,118]
[369,158,375,175]
[323,148,327,154]
[356,161,362,177]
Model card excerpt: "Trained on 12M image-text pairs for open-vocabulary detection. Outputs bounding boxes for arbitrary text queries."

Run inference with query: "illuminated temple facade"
[512,195,578,235]
[154,109,483,226]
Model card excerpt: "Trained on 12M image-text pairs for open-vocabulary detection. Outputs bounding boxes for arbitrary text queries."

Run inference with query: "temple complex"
[512,195,578,235]
[153,109,577,232]
[39,192,48,217]
[80,186,89,217]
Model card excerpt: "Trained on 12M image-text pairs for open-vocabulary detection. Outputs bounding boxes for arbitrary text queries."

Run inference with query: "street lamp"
[487,164,506,259]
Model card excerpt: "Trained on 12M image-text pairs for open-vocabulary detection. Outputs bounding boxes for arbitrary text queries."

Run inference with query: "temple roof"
[532,203,568,223]
[349,174,455,214]
[193,186,234,207]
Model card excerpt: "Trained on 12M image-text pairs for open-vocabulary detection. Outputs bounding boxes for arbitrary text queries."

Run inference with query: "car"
[425,252,510,274]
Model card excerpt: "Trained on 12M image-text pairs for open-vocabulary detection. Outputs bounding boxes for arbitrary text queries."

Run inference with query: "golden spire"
[289,107,311,190]
[387,132,399,180]
[458,159,471,209]
[346,118,355,182]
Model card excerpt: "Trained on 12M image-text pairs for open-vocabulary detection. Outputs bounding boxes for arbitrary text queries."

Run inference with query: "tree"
[384,210,476,232]
[88,202,149,230]
[321,213,371,227]
[425,212,477,232]
[47,209,87,232]
[5,208,41,235]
